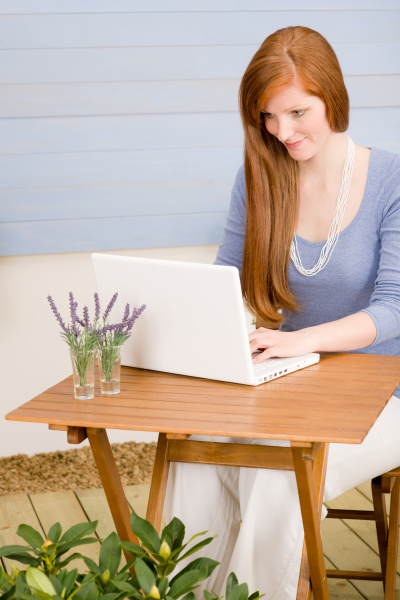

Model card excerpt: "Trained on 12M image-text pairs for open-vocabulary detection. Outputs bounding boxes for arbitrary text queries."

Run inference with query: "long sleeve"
[214,166,247,273]
[360,154,400,346]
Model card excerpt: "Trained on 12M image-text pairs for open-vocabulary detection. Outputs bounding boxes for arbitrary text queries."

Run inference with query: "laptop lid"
[91,254,256,385]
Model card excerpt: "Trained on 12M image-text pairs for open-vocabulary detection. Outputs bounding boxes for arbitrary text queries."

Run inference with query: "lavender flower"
[103,292,118,322]
[47,295,68,333]
[69,292,80,337]
[94,293,100,321]
[83,306,90,328]
[97,297,146,381]
[122,303,130,323]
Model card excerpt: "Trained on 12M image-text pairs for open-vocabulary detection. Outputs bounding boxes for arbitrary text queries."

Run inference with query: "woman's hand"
[249,312,377,363]
[249,327,317,363]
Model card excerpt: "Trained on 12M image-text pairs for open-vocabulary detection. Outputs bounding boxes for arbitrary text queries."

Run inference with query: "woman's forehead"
[260,82,318,112]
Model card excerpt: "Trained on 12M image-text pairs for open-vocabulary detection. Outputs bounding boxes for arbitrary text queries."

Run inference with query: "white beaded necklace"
[290,135,355,277]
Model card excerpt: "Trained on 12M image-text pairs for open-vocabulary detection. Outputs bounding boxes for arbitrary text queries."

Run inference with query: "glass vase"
[69,347,96,400]
[98,345,123,395]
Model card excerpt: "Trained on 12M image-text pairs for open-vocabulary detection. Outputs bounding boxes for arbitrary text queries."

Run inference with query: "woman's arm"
[250,311,377,362]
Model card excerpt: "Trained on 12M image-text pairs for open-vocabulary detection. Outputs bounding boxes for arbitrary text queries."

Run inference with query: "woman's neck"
[298,132,348,189]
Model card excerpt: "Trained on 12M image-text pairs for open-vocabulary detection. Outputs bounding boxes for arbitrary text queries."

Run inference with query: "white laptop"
[92,254,319,386]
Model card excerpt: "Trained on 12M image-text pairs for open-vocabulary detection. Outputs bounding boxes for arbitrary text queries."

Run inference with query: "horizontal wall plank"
[1,108,399,156]
[0,12,398,49]
[1,76,398,118]
[0,213,228,256]
[1,1,398,13]
[0,146,243,189]
[0,113,243,154]
[347,107,400,152]
[0,43,398,84]
[0,180,231,222]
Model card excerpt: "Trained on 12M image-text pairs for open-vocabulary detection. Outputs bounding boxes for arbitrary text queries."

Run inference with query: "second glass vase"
[70,347,96,400]
[98,345,123,395]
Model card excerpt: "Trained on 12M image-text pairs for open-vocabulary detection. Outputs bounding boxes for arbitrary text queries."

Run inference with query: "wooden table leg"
[292,442,329,600]
[86,427,140,554]
[146,433,170,533]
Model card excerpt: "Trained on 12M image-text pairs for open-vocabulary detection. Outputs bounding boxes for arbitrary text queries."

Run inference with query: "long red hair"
[239,26,349,324]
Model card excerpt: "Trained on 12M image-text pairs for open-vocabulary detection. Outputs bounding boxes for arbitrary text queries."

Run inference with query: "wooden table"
[6,352,400,600]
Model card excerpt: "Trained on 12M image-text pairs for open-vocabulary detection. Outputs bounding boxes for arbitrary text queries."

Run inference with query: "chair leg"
[384,477,400,600]
[296,541,311,600]
[372,475,389,582]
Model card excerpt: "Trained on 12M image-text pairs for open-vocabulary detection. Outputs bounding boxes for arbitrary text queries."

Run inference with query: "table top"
[6,353,400,444]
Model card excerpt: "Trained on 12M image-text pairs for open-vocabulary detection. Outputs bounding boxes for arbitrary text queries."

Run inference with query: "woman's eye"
[262,112,273,119]
[293,110,305,117]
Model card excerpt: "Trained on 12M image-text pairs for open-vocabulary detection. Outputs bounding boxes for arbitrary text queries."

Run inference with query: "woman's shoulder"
[369,147,400,181]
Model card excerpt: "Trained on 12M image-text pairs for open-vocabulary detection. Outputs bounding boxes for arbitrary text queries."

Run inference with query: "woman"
[165,26,400,599]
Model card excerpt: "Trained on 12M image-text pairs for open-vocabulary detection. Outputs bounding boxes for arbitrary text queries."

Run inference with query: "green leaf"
[82,557,101,574]
[0,588,17,600]
[56,553,92,571]
[181,594,197,600]
[0,553,40,566]
[97,594,120,600]
[59,522,98,547]
[26,567,57,596]
[57,538,100,555]
[49,575,62,595]
[48,523,62,544]
[99,532,122,577]
[130,512,160,555]
[178,538,215,562]
[203,591,218,600]
[186,531,208,545]
[110,580,139,594]
[119,541,147,558]
[57,569,78,597]
[170,559,219,586]
[226,572,238,598]
[157,577,169,598]
[134,557,155,596]
[74,581,99,600]
[168,569,208,599]
[161,518,185,552]
[248,593,264,600]
[17,526,45,549]
[226,583,249,600]
[0,545,31,557]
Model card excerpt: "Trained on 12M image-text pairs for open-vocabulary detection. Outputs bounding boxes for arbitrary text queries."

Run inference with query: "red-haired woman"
[165,26,400,598]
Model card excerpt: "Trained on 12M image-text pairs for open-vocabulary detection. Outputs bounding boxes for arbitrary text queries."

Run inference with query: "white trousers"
[164,394,400,600]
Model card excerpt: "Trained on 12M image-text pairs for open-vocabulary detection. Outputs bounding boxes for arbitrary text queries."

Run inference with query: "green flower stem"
[99,345,122,382]
[71,348,96,387]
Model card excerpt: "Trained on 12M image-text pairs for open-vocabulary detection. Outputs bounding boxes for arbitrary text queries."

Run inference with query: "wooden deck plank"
[0,493,45,572]
[124,483,151,519]
[321,502,400,599]
[325,556,365,599]
[29,490,100,570]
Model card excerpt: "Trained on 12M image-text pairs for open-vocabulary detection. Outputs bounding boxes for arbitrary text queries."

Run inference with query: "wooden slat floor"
[0,482,399,599]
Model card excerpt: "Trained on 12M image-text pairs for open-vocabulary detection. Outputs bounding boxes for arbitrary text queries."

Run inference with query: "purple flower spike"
[83,305,90,328]
[122,303,130,323]
[47,295,68,333]
[69,292,80,337]
[103,292,118,321]
[126,304,146,332]
[94,292,100,321]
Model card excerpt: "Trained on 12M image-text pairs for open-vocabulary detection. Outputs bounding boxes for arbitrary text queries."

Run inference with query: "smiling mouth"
[285,138,305,149]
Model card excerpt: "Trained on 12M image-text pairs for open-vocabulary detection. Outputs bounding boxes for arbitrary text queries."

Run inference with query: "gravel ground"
[0,442,157,496]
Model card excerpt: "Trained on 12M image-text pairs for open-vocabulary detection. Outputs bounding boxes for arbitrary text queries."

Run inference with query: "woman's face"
[260,81,334,161]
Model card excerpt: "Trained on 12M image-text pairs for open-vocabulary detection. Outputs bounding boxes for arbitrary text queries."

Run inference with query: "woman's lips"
[285,138,305,149]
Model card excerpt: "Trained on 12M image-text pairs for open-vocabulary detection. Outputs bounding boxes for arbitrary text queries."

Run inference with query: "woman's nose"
[275,119,295,143]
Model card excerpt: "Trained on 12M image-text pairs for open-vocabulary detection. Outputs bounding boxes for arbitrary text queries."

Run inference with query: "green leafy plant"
[0,512,263,600]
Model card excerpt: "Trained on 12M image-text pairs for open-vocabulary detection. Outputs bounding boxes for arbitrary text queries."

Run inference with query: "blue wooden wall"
[0,1,399,256]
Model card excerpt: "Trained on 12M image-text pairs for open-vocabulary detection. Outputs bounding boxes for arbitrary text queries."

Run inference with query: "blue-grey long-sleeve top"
[215,148,400,366]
